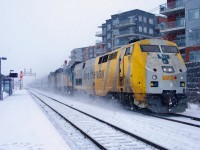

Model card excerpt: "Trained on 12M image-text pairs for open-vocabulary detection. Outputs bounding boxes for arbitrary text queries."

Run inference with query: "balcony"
[173,39,186,49]
[95,31,106,37]
[114,30,136,38]
[160,19,185,33]
[160,0,185,16]
[96,40,106,45]
[113,19,136,28]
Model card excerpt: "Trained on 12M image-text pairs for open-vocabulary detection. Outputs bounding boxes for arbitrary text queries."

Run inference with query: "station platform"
[0,90,71,150]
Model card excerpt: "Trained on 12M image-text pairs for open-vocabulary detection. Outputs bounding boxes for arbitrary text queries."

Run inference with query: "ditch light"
[180,82,185,87]
[150,81,158,87]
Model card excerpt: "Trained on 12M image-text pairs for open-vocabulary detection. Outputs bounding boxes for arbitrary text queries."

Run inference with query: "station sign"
[9,73,18,78]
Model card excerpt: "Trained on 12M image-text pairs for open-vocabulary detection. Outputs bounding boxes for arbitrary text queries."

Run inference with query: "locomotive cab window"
[140,45,160,52]
[161,45,179,53]
[102,54,108,63]
[109,53,113,60]
[98,57,103,64]
[109,52,118,60]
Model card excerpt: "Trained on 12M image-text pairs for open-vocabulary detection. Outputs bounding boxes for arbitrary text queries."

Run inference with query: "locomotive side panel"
[74,59,96,95]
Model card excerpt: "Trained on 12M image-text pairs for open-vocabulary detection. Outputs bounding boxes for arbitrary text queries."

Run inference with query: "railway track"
[124,102,200,128]
[142,112,200,128]
[168,113,200,122]
[28,89,167,150]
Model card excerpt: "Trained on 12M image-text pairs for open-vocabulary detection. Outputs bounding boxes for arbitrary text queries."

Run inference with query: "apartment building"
[159,0,200,62]
[96,9,157,52]
[69,48,84,64]
[69,44,105,65]
[185,0,200,62]
[160,0,186,59]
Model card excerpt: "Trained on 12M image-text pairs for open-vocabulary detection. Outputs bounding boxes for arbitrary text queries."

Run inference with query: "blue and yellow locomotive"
[48,39,187,113]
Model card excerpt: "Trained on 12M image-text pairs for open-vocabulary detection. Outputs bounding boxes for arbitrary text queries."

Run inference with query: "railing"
[113,19,136,28]
[174,39,186,47]
[115,30,135,36]
[96,40,106,44]
[95,31,106,36]
[160,0,184,12]
[161,19,185,30]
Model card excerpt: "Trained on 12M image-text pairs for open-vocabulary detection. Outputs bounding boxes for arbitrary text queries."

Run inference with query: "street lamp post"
[0,57,7,100]
[10,70,14,90]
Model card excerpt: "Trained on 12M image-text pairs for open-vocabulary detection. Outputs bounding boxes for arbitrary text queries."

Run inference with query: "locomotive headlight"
[181,76,184,80]
[162,66,175,73]
[168,68,173,72]
[152,75,157,80]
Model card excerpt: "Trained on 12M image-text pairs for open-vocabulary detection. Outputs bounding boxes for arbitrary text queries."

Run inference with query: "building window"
[107,33,111,39]
[189,50,200,62]
[189,29,200,40]
[176,0,184,7]
[113,19,119,25]
[139,16,142,22]
[107,24,111,30]
[143,17,147,23]
[103,28,106,34]
[112,29,119,36]
[149,18,153,24]
[139,26,142,32]
[107,43,111,49]
[114,39,119,45]
[188,8,200,20]
[149,28,153,35]
[143,27,147,33]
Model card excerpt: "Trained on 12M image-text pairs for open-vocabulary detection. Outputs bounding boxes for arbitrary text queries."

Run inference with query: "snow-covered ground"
[33,88,200,150]
[0,90,71,150]
[3,91,9,99]
[181,103,200,118]
[1,89,200,150]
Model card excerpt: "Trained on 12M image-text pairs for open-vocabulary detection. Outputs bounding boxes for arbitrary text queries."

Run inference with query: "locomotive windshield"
[161,45,179,53]
[140,45,160,52]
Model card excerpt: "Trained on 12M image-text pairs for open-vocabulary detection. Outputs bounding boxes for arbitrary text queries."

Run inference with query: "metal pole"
[10,70,14,90]
[13,78,14,90]
[0,58,2,100]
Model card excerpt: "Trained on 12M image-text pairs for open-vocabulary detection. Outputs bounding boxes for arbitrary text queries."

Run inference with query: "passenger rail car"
[73,39,187,113]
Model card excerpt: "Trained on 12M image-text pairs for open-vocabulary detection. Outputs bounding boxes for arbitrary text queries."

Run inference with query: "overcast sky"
[0,0,166,81]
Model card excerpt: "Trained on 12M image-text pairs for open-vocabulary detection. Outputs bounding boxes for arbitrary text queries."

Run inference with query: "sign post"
[19,71,23,90]
[19,69,36,89]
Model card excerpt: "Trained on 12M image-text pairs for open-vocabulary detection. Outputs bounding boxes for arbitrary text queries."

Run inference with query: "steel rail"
[167,113,200,122]
[142,113,200,128]
[29,89,167,150]
[28,90,107,150]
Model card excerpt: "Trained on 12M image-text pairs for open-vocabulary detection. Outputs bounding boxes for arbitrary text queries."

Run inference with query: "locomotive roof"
[74,38,177,67]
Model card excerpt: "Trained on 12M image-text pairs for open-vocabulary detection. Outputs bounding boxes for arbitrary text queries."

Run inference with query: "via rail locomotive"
[46,39,187,113]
